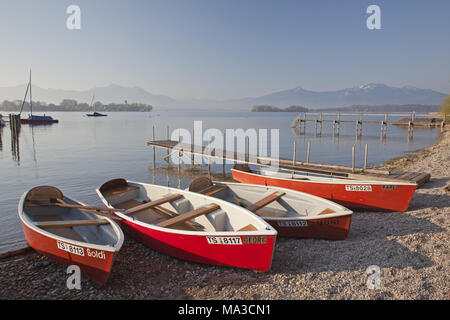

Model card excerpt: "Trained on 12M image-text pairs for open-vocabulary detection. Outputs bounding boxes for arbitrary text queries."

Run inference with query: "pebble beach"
[0,130,448,300]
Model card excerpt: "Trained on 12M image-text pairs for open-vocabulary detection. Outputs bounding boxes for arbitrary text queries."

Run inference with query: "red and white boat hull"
[18,192,123,285]
[21,222,116,284]
[119,220,276,272]
[232,169,416,212]
[97,181,278,272]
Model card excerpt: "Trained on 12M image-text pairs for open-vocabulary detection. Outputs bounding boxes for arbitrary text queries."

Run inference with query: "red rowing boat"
[96,179,277,272]
[231,164,416,212]
[188,177,353,240]
[18,186,124,284]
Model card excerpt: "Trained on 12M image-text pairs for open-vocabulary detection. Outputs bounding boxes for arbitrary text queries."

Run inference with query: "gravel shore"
[1,130,448,300]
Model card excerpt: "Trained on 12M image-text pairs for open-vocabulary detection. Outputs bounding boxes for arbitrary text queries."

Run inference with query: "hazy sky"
[0,0,449,100]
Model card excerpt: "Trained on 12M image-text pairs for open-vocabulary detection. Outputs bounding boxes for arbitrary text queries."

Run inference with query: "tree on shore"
[441,95,450,116]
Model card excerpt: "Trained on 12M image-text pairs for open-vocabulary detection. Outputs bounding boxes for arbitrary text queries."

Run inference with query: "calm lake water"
[0,111,440,253]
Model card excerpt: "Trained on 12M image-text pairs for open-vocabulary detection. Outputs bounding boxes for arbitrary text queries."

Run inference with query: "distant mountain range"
[0,83,447,110]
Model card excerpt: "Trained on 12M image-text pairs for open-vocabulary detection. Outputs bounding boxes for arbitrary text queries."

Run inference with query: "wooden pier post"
[303,113,306,134]
[337,112,340,135]
[222,133,226,176]
[319,112,323,135]
[306,141,311,163]
[152,125,156,169]
[178,129,181,173]
[292,141,297,178]
[166,125,170,163]
[352,146,355,173]
[359,113,363,136]
[364,144,368,170]
[245,136,249,163]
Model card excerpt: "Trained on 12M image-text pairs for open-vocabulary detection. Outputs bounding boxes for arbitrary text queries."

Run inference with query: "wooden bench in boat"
[35,219,109,229]
[102,185,140,197]
[237,224,258,231]
[189,177,228,196]
[157,203,220,228]
[233,192,287,217]
[116,199,204,231]
[199,185,228,196]
[125,194,183,215]
[246,191,285,212]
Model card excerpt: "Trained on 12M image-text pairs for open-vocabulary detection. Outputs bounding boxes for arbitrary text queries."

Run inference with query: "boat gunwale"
[212,181,353,221]
[232,168,418,186]
[96,180,278,237]
[18,191,124,253]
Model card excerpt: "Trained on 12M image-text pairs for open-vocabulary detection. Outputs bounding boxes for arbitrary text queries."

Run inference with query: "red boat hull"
[266,214,352,240]
[119,220,276,272]
[232,169,416,212]
[21,222,116,285]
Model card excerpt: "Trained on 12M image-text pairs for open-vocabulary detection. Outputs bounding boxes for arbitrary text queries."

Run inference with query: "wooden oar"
[53,199,123,221]
[28,199,125,213]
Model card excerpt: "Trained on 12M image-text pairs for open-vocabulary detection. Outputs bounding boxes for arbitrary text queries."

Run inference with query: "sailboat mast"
[29,69,32,116]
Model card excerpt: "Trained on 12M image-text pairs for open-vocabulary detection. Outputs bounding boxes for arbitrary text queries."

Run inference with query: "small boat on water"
[21,115,58,124]
[188,177,353,240]
[18,186,124,284]
[19,70,58,125]
[96,178,277,272]
[86,111,107,117]
[86,95,107,117]
[231,164,417,212]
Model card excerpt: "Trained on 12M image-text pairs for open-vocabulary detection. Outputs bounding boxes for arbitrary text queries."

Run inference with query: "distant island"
[251,105,309,112]
[251,104,440,113]
[0,99,152,112]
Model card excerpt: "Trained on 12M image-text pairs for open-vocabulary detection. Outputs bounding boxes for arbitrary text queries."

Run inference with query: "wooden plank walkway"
[147,140,430,187]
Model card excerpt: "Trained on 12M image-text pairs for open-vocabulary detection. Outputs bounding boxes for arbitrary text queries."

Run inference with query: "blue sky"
[0,0,449,99]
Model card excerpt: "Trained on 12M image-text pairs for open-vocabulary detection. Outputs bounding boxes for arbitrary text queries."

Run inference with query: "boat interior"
[189,176,345,219]
[23,187,119,246]
[99,179,269,233]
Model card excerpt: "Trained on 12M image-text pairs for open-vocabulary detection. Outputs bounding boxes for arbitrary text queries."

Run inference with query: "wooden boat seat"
[157,203,220,228]
[115,199,203,231]
[102,185,140,197]
[233,194,287,217]
[237,224,258,231]
[189,177,228,196]
[124,194,183,215]
[233,163,251,172]
[199,185,228,196]
[32,215,85,242]
[246,191,286,212]
[318,208,336,215]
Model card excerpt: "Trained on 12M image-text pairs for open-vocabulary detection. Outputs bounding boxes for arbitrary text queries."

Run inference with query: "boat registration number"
[345,185,372,192]
[206,236,242,245]
[57,240,85,256]
[278,220,308,227]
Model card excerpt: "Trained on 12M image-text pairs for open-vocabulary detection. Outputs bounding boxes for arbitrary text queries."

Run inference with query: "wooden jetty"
[291,112,447,137]
[147,139,430,187]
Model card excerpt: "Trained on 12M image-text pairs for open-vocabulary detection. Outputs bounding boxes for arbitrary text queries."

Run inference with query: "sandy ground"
[0,130,448,300]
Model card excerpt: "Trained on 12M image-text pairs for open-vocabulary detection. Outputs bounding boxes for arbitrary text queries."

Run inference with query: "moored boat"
[231,164,417,212]
[96,178,277,272]
[21,115,58,124]
[19,70,58,125]
[188,177,353,240]
[86,111,107,117]
[18,186,124,284]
